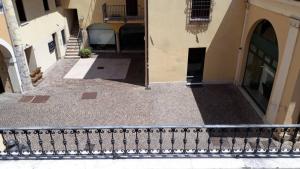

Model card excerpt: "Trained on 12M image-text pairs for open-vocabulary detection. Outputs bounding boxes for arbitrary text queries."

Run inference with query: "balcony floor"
[0,53,263,128]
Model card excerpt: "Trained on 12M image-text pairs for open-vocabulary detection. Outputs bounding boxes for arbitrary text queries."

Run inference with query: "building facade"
[0,0,300,124]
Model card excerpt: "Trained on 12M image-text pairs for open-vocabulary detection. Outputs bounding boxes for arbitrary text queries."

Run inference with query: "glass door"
[243,20,278,113]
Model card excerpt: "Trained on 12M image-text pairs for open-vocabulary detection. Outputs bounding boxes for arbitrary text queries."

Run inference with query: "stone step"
[66,47,80,50]
[66,49,80,53]
[64,55,80,59]
[66,52,80,56]
[67,41,80,44]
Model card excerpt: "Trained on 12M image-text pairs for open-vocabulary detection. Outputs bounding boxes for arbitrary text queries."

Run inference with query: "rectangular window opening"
[15,0,27,23]
[61,29,66,45]
[0,0,3,13]
[43,0,50,11]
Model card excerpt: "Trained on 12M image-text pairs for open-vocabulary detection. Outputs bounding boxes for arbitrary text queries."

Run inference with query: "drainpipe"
[234,0,249,86]
[2,0,33,92]
[144,0,150,89]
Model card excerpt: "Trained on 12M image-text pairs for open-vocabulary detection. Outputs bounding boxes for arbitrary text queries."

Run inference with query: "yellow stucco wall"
[0,14,11,44]
[148,0,246,83]
[62,0,144,29]
[0,13,13,92]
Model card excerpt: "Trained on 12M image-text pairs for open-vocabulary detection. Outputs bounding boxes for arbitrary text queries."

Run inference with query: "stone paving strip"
[1,158,300,169]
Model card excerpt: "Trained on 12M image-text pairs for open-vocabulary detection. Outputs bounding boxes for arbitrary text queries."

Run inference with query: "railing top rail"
[0,124,300,131]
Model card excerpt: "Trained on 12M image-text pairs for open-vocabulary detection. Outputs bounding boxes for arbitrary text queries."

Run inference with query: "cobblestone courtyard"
[0,53,263,128]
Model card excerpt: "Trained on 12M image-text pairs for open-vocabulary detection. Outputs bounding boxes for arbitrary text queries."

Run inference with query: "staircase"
[64,36,81,59]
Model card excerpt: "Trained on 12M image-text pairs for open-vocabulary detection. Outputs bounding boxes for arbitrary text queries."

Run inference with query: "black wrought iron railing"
[102,3,144,22]
[0,125,300,160]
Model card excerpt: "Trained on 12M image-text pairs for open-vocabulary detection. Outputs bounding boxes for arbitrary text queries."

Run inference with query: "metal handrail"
[1,124,300,131]
[76,28,83,55]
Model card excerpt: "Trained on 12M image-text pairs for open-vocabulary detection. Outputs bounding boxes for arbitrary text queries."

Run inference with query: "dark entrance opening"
[52,33,59,60]
[187,48,206,85]
[126,0,138,16]
[0,77,4,94]
[120,24,145,50]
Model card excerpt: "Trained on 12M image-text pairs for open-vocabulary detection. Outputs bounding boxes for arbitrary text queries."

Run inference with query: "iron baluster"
[60,129,68,154]
[194,128,200,154]
[242,128,250,154]
[23,130,33,154]
[72,129,80,155]
[219,128,224,154]
[12,130,21,155]
[36,130,45,155]
[290,128,299,154]
[96,129,104,154]
[110,129,116,155]
[158,128,164,154]
[85,129,92,154]
[122,129,128,154]
[170,128,176,154]
[182,128,188,154]
[266,128,275,153]
[134,129,140,154]
[254,128,262,154]
[231,128,237,154]
[278,128,287,153]
[146,128,151,154]
[207,128,211,153]
[48,130,56,155]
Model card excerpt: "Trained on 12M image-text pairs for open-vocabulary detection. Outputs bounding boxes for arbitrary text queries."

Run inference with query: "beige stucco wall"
[62,0,144,29]
[148,0,246,83]
[13,0,71,72]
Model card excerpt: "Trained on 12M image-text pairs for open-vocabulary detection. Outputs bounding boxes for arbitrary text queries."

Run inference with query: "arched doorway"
[0,39,23,93]
[0,47,11,94]
[119,24,145,50]
[243,20,279,113]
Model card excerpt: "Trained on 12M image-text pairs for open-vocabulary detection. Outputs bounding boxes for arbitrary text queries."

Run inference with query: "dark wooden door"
[126,0,138,16]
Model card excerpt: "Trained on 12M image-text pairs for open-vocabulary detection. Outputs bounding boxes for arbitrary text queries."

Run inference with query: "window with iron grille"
[190,0,211,22]
[0,0,3,13]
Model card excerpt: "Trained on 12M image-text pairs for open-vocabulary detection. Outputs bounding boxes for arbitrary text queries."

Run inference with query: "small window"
[61,29,66,45]
[15,0,27,22]
[190,0,211,22]
[43,0,50,11]
[0,0,3,13]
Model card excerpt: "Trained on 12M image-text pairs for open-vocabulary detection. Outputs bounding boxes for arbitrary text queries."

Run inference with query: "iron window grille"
[0,0,3,13]
[189,0,212,22]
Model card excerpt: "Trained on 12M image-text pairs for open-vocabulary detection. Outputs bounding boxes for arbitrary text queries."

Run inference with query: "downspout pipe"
[144,0,150,89]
